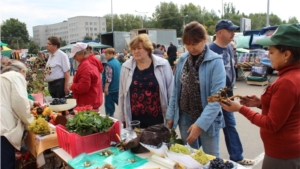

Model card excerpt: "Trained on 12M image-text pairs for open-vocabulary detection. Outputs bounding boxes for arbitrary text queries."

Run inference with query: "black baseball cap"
[215,19,239,32]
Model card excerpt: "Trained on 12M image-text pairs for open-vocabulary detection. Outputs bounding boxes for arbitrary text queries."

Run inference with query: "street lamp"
[135,10,148,28]
[183,15,188,28]
[111,0,114,32]
[266,0,270,27]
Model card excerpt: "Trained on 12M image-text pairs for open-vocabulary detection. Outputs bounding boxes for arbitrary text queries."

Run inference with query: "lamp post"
[135,10,148,28]
[183,15,188,28]
[111,0,114,32]
[266,0,270,27]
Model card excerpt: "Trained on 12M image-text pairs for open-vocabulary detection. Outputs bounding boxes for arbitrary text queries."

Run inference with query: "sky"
[1,0,299,37]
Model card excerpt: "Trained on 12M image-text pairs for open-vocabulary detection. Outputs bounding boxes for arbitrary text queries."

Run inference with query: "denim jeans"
[105,91,119,117]
[222,109,244,161]
[178,111,220,158]
[1,136,15,169]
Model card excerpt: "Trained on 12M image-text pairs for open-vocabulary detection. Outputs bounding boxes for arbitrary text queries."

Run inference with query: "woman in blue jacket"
[166,21,226,157]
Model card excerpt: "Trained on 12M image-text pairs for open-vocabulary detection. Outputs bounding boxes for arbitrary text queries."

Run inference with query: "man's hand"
[167,120,173,129]
[68,83,72,90]
[104,88,109,95]
[33,101,41,107]
[64,86,70,95]
[186,124,202,144]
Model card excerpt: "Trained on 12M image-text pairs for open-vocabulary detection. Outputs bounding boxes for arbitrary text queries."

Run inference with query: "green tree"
[0,18,30,49]
[83,36,92,40]
[104,14,141,32]
[60,37,67,46]
[28,41,39,54]
[95,33,101,41]
[287,16,299,24]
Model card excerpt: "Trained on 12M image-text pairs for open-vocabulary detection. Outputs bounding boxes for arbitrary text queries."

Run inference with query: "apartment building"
[33,16,106,47]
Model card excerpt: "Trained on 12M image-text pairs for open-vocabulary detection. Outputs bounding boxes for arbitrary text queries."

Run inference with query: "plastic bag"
[68,153,99,169]
[111,150,148,169]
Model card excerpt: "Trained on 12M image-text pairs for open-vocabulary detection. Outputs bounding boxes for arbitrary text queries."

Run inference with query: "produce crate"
[56,118,120,158]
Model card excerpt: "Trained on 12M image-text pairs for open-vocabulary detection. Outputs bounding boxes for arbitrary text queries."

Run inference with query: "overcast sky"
[1,0,299,36]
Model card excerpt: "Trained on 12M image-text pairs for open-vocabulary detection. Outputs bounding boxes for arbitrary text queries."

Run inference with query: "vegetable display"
[66,112,113,136]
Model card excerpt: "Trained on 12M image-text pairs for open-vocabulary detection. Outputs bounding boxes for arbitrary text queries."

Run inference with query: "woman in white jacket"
[1,60,39,169]
[118,34,174,129]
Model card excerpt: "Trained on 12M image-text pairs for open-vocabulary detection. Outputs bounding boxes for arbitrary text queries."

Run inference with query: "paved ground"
[71,70,278,169]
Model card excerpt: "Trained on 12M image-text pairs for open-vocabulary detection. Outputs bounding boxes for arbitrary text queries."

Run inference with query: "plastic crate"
[56,118,120,158]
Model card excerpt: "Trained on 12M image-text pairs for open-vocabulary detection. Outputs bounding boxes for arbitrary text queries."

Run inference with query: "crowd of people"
[1,19,300,169]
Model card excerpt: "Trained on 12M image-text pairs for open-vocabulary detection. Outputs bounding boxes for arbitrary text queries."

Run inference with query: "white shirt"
[45,49,70,82]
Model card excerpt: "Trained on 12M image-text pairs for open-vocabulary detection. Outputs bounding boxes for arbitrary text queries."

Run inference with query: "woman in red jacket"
[69,42,103,110]
[221,24,300,169]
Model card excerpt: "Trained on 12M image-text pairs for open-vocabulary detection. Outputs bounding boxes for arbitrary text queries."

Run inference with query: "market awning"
[1,46,12,58]
[0,41,8,46]
[60,42,111,51]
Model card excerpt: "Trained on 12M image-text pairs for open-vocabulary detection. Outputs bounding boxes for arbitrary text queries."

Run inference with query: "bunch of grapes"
[28,118,50,134]
[208,158,234,169]
[50,98,66,105]
[169,144,190,155]
[191,149,209,165]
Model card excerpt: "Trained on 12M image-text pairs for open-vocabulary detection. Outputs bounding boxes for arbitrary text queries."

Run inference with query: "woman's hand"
[186,124,202,144]
[167,120,173,129]
[220,100,243,112]
[240,95,261,108]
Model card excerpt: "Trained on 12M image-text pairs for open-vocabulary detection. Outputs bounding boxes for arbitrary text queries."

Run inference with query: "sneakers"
[237,158,255,165]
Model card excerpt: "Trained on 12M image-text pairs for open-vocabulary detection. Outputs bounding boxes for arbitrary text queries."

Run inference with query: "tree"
[95,33,101,41]
[0,18,30,49]
[28,41,40,54]
[287,17,299,24]
[83,36,92,40]
[60,37,67,46]
[104,14,141,32]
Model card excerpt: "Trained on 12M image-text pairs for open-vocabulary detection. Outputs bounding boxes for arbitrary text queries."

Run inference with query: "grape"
[28,118,50,134]
[191,149,209,165]
[169,144,190,155]
[208,158,234,169]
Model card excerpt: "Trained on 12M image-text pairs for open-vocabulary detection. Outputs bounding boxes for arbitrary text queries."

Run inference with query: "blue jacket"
[166,45,226,136]
[102,57,121,92]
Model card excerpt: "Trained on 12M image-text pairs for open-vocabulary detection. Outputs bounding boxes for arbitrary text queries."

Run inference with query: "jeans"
[222,109,244,161]
[1,136,15,169]
[105,91,119,117]
[178,111,220,158]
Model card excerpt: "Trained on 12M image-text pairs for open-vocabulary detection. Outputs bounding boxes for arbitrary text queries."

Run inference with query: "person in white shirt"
[45,36,70,98]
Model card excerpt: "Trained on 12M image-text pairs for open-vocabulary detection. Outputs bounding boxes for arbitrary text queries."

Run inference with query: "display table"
[53,148,247,169]
[25,131,59,168]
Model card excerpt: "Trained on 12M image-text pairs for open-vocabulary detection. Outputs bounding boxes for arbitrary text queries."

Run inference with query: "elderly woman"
[118,34,173,129]
[69,42,103,110]
[221,24,300,169]
[1,60,40,169]
[166,21,226,157]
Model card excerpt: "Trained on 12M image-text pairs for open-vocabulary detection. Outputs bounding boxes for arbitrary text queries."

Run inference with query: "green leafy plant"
[168,128,183,145]
[66,111,113,136]
[26,57,47,94]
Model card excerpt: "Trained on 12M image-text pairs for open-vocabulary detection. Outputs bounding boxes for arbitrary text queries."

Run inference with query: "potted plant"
[26,56,48,104]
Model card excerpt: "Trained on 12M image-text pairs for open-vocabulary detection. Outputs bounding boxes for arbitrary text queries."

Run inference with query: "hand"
[122,121,126,128]
[167,120,173,129]
[220,99,243,112]
[33,101,41,107]
[240,95,261,107]
[186,124,202,144]
[104,89,109,95]
[64,86,70,95]
[68,83,72,90]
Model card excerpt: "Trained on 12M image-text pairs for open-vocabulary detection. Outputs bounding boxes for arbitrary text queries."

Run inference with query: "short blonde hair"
[129,34,153,56]
[104,48,115,55]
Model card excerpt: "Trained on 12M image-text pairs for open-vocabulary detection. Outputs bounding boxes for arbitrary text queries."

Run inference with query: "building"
[33,16,106,47]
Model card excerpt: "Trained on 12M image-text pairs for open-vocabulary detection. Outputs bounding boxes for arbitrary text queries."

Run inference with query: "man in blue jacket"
[209,19,254,165]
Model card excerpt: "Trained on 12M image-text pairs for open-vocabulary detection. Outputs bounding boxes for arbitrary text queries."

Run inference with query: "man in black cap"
[209,19,254,165]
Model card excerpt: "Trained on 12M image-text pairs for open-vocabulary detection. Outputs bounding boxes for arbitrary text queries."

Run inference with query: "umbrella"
[1,46,12,58]
[0,41,8,46]
[60,44,74,51]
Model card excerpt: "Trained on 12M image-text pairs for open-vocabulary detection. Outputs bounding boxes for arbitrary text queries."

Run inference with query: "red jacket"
[71,54,103,109]
[240,62,300,159]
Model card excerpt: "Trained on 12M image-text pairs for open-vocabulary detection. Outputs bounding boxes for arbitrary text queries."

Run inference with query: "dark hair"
[274,45,300,62]
[157,44,161,48]
[182,21,207,45]
[47,36,61,48]
[152,42,156,49]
